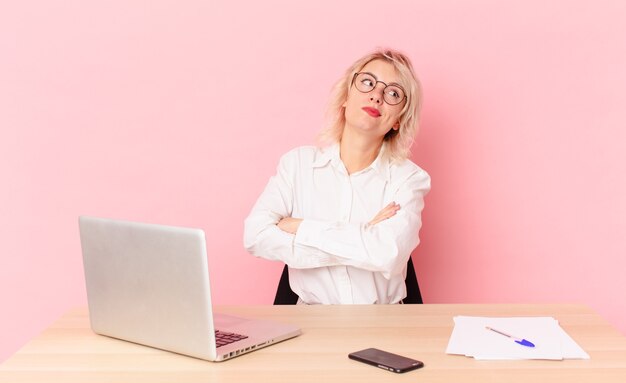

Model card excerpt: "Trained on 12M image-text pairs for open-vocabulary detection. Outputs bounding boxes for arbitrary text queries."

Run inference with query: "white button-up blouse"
[244,144,430,304]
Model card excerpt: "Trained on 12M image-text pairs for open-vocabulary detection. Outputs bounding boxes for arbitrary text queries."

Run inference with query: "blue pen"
[485,326,536,348]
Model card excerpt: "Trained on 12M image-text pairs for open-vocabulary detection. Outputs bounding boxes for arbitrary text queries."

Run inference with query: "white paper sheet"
[446,316,590,360]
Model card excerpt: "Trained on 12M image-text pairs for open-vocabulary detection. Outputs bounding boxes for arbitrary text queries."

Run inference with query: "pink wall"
[1,0,625,362]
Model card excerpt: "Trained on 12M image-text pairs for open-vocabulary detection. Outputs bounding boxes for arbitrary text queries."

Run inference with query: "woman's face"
[343,59,406,141]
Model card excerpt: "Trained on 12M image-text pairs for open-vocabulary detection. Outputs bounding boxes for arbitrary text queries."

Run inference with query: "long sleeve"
[244,148,335,268]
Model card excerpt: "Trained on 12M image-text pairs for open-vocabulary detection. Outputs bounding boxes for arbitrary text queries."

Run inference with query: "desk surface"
[1,304,625,382]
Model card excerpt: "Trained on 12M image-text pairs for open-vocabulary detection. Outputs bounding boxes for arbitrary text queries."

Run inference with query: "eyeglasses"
[351,72,407,106]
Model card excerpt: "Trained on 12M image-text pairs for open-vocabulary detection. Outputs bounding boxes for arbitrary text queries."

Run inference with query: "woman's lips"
[362,107,381,117]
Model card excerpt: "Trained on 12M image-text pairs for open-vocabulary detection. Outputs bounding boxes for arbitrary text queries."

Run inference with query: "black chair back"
[273,257,423,304]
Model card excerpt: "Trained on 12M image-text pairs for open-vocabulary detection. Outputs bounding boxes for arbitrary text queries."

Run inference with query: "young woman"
[244,49,430,304]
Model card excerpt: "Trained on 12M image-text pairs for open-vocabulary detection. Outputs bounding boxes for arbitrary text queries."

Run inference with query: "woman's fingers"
[368,202,400,226]
[277,217,302,234]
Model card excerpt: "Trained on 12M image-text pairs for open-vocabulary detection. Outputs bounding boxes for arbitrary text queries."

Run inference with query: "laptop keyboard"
[215,330,248,348]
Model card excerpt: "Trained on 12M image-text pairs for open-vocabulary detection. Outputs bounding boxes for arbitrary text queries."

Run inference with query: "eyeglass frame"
[350,72,408,106]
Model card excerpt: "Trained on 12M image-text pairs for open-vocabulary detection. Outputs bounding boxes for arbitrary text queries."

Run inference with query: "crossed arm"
[276,202,401,234]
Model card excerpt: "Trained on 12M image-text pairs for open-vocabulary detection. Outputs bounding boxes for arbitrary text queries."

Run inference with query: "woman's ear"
[392,122,400,130]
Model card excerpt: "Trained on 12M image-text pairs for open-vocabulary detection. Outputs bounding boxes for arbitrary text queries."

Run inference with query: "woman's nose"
[369,86,384,104]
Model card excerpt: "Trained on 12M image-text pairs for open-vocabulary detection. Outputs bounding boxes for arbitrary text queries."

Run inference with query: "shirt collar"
[368,143,391,182]
[312,144,339,168]
[313,142,391,183]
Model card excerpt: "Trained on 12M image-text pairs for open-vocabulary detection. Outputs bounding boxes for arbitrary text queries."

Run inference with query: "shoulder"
[389,158,431,193]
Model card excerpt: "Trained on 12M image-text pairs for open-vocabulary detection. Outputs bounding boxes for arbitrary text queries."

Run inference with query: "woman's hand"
[368,202,400,226]
[277,217,303,234]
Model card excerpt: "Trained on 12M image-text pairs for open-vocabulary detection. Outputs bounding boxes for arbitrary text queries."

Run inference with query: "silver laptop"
[78,216,301,361]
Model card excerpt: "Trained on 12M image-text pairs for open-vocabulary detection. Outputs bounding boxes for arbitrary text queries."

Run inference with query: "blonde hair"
[318,48,423,162]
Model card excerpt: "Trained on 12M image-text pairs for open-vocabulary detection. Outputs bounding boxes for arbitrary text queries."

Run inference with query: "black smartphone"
[348,348,424,373]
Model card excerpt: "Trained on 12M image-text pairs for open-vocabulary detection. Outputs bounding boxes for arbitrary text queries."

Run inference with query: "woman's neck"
[339,129,383,174]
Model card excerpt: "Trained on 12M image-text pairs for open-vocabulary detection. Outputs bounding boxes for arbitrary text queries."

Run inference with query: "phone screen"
[348,348,424,373]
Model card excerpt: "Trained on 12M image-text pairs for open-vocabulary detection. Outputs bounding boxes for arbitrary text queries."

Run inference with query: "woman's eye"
[387,87,404,100]
[361,79,374,87]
